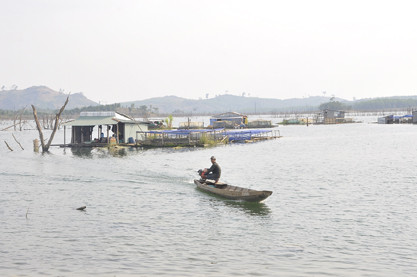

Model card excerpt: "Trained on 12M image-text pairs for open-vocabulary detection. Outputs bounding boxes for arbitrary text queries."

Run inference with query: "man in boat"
[202,156,221,183]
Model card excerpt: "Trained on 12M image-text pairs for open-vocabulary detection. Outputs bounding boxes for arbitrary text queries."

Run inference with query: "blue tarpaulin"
[148,128,224,135]
[224,129,272,141]
[393,115,412,120]
[145,128,273,142]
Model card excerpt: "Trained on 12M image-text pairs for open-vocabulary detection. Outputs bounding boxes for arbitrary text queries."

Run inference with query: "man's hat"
[210,156,216,160]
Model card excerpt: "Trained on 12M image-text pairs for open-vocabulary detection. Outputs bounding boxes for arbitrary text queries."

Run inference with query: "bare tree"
[31,95,69,152]
[13,106,28,131]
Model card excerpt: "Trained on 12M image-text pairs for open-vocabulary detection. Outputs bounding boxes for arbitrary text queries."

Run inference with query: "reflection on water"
[224,200,272,216]
[2,122,417,276]
[198,188,272,216]
[107,146,128,157]
[70,146,130,158]
[70,147,93,157]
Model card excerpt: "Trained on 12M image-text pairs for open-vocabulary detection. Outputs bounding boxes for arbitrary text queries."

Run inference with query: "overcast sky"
[1,0,416,104]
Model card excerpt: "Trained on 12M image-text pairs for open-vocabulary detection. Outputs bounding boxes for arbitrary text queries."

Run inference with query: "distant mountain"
[123,95,337,114]
[3,86,417,114]
[0,86,98,111]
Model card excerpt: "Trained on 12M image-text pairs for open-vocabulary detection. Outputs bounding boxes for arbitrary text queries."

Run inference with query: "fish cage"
[136,128,226,147]
[224,129,280,142]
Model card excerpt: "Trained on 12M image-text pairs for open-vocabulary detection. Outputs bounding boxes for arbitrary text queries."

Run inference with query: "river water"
[1,116,417,276]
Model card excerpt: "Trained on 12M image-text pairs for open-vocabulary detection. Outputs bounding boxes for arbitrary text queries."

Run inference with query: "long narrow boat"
[194,179,273,202]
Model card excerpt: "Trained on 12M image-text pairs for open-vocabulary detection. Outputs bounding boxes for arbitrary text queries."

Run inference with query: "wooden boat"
[194,179,272,202]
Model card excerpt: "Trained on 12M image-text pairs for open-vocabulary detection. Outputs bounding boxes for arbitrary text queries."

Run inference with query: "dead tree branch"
[47,95,69,148]
[12,133,24,150]
[1,122,21,131]
[32,105,46,151]
[32,95,70,152]
[4,140,13,151]
[13,106,28,131]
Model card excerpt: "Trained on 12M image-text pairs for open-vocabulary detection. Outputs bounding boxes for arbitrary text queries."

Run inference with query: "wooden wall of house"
[71,126,94,143]
[413,111,417,124]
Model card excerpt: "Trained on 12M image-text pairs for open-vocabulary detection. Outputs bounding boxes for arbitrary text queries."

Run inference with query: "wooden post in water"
[107,125,110,143]
[116,124,119,144]
[33,139,39,152]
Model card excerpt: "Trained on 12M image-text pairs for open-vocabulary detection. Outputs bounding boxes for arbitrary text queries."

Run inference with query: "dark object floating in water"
[76,206,86,211]
[194,179,272,202]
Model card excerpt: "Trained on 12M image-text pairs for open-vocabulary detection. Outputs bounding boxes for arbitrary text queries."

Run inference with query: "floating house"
[315,109,352,124]
[378,114,412,124]
[62,111,149,146]
[209,112,248,128]
[280,118,309,125]
[377,115,395,124]
[147,119,165,129]
[247,119,272,128]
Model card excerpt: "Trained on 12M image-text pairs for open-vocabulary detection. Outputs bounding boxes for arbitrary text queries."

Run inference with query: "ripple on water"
[1,123,417,276]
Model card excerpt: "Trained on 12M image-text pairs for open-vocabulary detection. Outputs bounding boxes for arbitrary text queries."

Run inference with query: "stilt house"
[63,111,149,146]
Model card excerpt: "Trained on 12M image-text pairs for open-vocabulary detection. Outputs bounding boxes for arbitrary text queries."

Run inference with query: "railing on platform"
[136,128,281,146]
[136,129,226,146]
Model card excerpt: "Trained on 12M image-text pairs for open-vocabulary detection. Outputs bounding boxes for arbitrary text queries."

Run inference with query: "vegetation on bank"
[199,135,218,146]
[351,98,417,110]
[319,100,350,111]
[319,97,417,112]
[2,97,417,120]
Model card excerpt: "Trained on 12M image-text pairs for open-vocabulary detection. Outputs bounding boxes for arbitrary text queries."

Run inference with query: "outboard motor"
[197,169,206,180]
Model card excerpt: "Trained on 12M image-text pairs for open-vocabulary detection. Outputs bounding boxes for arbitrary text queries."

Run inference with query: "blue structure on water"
[138,128,280,147]
[224,129,279,142]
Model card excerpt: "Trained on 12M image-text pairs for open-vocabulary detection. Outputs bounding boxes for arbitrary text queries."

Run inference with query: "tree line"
[319,98,417,112]
[2,97,417,121]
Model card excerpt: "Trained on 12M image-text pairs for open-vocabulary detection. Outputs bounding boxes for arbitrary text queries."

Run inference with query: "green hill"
[2,85,417,114]
[0,86,98,111]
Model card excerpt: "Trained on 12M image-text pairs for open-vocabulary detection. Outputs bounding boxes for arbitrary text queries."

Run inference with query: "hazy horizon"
[4,85,417,106]
[1,0,416,104]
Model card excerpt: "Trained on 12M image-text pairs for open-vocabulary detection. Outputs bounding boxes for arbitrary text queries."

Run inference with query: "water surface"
[1,119,417,276]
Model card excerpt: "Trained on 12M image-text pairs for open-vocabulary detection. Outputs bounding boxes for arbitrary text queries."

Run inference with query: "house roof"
[63,111,146,126]
[211,112,247,119]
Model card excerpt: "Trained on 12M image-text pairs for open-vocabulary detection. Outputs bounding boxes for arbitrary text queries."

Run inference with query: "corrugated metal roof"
[63,116,119,126]
[63,111,138,126]
[63,117,150,126]
[80,111,116,117]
